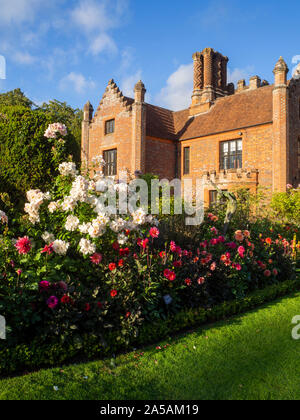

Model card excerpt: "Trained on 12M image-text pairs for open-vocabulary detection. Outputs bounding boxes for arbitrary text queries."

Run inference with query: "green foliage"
[0,106,74,207]
[0,277,299,376]
[0,89,34,108]
[0,90,82,206]
[271,187,300,225]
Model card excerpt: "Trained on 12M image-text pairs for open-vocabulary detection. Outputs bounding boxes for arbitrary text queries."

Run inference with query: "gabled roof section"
[176,84,273,140]
[94,79,133,118]
[144,84,274,141]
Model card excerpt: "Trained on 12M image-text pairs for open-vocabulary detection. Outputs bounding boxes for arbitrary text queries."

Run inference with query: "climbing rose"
[264,270,272,277]
[15,236,32,255]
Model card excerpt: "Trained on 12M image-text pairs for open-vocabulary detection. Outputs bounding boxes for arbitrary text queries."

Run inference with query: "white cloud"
[120,47,134,71]
[156,63,193,111]
[121,70,142,97]
[60,72,96,94]
[71,0,114,32]
[89,33,118,56]
[228,66,255,86]
[0,0,43,24]
[13,51,36,65]
[71,0,128,56]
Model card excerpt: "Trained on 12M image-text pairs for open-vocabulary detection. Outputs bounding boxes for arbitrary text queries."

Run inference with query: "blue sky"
[0,0,300,111]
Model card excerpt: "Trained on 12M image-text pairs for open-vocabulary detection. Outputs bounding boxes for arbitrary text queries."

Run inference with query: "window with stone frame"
[220,139,242,170]
[103,149,117,176]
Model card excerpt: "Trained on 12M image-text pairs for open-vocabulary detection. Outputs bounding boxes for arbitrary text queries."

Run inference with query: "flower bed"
[0,123,298,374]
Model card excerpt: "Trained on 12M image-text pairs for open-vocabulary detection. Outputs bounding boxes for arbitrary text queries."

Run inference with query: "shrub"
[0,104,80,207]
[271,186,300,225]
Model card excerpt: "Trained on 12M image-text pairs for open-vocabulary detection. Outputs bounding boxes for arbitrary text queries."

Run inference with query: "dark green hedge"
[1,277,300,377]
[0,105,79,208]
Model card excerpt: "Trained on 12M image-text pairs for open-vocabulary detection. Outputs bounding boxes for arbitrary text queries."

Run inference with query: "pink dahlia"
[15,236,32,255]
[90,253,103,265]
[149,227,160,238]
[39,280,50,290]
[47,296,58,309]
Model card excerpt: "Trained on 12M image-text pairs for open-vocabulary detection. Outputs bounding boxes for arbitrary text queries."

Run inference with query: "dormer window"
[105,119,115,135]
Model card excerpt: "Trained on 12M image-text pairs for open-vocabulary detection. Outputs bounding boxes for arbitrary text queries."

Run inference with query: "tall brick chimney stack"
[81,101,93,168]
[272,56,289,192]
[191,52,204,106]
[190,48,229,116]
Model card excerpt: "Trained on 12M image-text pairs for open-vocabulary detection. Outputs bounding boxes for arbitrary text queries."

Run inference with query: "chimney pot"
[249,76,261,89]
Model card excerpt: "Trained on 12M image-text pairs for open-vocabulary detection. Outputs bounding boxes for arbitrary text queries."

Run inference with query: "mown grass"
[1,292,300,400]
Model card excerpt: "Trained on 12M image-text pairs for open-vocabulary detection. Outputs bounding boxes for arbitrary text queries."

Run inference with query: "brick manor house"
[81,47,300,205]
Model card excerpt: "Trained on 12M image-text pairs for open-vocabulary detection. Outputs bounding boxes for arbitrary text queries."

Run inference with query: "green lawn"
[1,292,300,400]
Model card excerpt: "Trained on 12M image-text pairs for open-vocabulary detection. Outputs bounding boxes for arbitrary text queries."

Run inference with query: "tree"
[0,89,34,108]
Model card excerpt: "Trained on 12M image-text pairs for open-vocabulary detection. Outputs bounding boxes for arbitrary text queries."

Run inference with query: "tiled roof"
[145,103,177,140]
[143,85,274,141]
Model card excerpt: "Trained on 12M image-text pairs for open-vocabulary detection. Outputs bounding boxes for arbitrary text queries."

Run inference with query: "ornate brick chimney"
[190,48,230,116]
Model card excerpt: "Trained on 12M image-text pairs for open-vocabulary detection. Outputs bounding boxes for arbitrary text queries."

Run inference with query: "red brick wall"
[145,137,177,180]
[179,123,273,194]
[88,93,134,176]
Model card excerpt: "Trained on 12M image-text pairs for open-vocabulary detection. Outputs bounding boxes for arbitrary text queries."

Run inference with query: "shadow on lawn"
[35,291,300,401]
[101,292,300,401]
